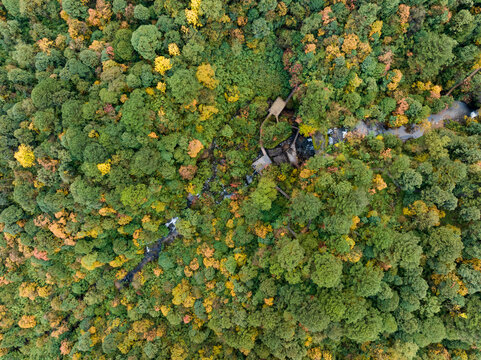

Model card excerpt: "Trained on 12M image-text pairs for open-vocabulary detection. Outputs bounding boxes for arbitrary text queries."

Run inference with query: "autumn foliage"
[0,0,481,359]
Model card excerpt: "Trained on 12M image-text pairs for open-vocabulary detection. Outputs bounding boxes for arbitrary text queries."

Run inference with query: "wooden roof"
[269,97,286,117]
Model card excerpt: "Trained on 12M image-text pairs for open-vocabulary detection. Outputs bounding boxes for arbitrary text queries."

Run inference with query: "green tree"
[450,9,476,42]
[251,177,278,211]
[392,232,423,270]
[62,0,88,19]
[129,147,161,177]
[276,238,305,272]
[31,78,63,109]
[399,168,423,192]
[311,253,343,288]
[424,226,462,274]
[350,262,384,297]
[409,31,457,80]
[414,317,446,347]
[131,25,162,60]
[134,4,150,21]
[290,191,322,224]
[167,68,202,105]
[297,81,333,132]
[459,206,480,222]
[2,0,21,17]
[120,89,151,133]
[120,184,148,210]
[294,298,330,332]
[114,29,134,62]
[346,308,383,343]
[70,177,101,210]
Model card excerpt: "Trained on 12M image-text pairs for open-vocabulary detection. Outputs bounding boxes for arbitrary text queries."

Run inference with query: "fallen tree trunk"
[445,67,481,97]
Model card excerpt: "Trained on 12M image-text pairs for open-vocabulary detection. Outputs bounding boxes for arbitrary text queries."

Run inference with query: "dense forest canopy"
[1,0,481,359]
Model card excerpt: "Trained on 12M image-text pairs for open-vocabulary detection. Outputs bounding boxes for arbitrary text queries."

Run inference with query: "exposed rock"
[296,137,315,159]
[267,147,283,157]
[115,220,180,289]
[354,121,369,136]
[273,154,288,164]
[257,96,473,173]
[328,128,347,145]
[312,132,326,154]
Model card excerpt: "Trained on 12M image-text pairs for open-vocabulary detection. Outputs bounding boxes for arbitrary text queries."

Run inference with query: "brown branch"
[301,219,312,234]
[285,84,300,104]
[287,225,298,238]
[275,185,290,199]
[445,67,481,97]
[259,114,273,159]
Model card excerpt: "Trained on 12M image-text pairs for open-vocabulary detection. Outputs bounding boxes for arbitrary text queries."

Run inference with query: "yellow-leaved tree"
[18,315,36,329]
[188,139,204,158]
[168,43,180,56]
[14,144,35,168]
[185,0,202,28]
[97,160,111,175]
[196,63,219,89]
[154,56,172,75]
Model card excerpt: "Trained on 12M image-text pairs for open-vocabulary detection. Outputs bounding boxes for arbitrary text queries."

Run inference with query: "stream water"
[355,101,472,140]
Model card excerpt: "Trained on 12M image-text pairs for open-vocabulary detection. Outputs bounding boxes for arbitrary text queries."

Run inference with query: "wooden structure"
[255,86,300,173]
[268,97,287,121]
